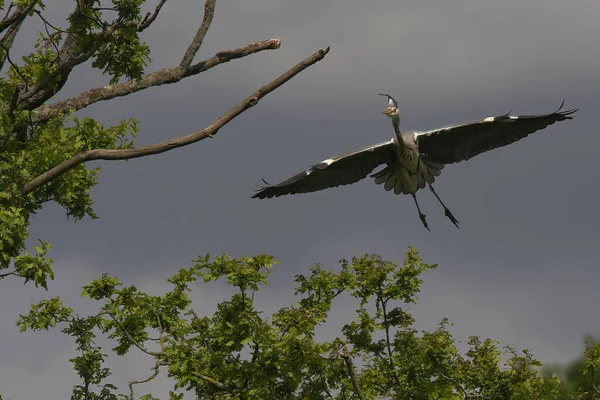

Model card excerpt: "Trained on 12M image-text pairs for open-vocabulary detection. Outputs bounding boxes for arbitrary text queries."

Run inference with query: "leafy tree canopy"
[17,248,593,399]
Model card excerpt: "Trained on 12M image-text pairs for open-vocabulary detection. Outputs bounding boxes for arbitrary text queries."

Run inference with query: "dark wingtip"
[250,178,272,199]
[561,108,579,118]
[553,100,578,118]
[251,188,269,199]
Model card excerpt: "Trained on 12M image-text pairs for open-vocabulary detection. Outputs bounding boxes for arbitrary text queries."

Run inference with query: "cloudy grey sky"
[2,0,600,398]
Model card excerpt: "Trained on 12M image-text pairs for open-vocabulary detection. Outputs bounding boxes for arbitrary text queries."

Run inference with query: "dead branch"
[137,0,168,32]
[180,0,216,68]
[33,38,282,124]
[21,46,329,195]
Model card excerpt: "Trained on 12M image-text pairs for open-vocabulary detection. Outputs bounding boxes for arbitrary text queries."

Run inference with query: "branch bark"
[0,1,38,69]
[340,348,367,400]
[33,38,282,123]
[180,0,216,68]
[21,45,330,195]
[0,0,39,34]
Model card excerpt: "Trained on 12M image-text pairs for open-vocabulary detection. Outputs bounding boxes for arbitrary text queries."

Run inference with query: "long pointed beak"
[381,108,393,115]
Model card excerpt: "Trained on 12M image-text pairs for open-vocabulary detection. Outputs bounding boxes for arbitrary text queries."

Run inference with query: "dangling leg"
[428,184,459,229]
[411,193,430,231]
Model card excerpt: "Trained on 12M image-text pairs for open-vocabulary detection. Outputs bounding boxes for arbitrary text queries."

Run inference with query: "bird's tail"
[370,157,444,195]
[422,157,444,178]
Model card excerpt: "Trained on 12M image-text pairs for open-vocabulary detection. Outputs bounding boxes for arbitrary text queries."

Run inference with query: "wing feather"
[252,140,395,199]
[416,102,578,164]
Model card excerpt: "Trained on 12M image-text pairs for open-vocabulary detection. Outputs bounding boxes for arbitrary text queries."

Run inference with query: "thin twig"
[0,271,17,280]
[33,9,68,33]
[340,348,367,400]
[0,42,28,84]
[137,0,168,31]
[180,0,216,68]
[21,45,330,195]
[128,361,161,400]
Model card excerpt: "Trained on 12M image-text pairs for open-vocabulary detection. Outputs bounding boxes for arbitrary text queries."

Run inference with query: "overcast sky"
[2,0,600,398]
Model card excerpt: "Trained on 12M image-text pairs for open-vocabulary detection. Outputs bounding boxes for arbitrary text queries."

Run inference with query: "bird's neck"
[392,116,401,141]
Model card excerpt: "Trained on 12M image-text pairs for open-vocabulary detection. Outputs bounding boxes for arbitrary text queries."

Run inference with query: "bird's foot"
[444,208,460,229]
[419,213,430,231]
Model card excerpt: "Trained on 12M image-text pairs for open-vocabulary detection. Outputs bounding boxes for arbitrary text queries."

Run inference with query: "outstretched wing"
[252,140,395,199]
[415,101,578,164]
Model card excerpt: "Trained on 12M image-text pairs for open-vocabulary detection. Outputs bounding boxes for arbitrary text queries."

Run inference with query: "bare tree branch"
[340,348,367,400]
[0,43,27,84]
[0,270,17,280]
[21,45,330,196]
[0,5,31,70]
[34,9,67,34]
[128,361,161,400]
[180,0,216,69]
[0,0,39,34]
[137,0,168,32]
[33,38,282,123]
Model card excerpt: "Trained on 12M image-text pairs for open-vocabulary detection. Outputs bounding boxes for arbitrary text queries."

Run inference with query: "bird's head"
[379,93,399,117]
[378,93,400,132]
[381,107,399,118]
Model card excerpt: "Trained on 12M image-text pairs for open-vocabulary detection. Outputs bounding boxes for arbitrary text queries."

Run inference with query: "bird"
[252,94,578,230]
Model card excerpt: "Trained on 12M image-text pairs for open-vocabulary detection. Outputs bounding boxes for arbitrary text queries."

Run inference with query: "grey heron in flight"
[252,94,577,230]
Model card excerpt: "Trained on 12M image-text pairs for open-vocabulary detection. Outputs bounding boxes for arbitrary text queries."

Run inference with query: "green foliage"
[0,0,147,285]
[13,239,54,288]
[0,113,138,282]
[17,249,585,399]
[543,336,600,399]
[92,26,151,84]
